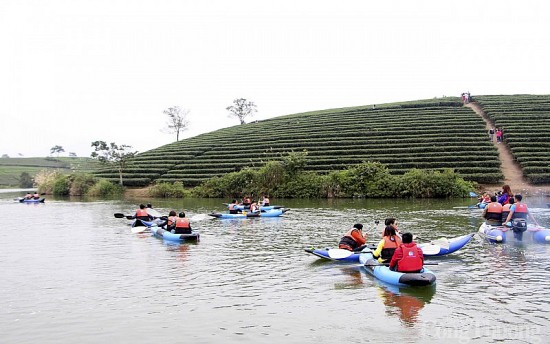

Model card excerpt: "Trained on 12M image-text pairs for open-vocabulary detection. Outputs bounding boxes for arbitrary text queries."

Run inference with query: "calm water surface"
[1,193,550,343]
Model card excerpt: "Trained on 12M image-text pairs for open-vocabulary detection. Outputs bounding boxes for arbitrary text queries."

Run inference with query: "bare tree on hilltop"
[226,98,257,125]
[163,106,190,141]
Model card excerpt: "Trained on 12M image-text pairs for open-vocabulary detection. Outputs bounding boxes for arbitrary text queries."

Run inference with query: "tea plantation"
[94,97,509,186]
[476,94,550,183]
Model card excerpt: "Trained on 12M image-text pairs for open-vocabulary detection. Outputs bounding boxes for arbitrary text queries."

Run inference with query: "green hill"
[94,97,505,186]
[0,157,99,188]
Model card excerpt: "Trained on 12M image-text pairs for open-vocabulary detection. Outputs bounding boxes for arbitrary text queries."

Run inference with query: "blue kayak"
[305,233,474,262]
[225,204,283,211]
[150,227,200,242]
[478,223,507,243]
[530,226,550,244]
[131,219,162,228]
[209,208,288,219]
[19,197,45,203]
[359,250,436,287]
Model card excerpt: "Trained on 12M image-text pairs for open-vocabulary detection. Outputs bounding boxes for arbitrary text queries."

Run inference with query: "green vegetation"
[476,95,550,183]
[33,169,123,197]
[191,156,474,198]
[94,98,502,187]
[0,157,100,188]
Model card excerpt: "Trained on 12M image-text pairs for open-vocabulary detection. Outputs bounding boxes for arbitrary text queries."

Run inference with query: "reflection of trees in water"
[376,283,435,327]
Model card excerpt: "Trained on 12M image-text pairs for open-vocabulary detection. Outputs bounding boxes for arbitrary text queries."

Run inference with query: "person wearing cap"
[173,212,192,234]
[338,224,367,251]
[373,218,402,263]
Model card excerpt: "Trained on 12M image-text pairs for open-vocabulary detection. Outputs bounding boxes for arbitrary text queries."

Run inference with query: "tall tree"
[226,98,257,125]
[163,106,190,141]
[90,141,137,186]
[50,145,65,157]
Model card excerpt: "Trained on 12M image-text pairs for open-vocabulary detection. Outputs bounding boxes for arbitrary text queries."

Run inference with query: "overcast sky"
[1,0,549,157]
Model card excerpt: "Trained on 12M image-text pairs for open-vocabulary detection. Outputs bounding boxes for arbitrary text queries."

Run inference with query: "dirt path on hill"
[465,102,550,196]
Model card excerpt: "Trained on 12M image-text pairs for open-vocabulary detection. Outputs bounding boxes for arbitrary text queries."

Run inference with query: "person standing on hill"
[496,128,503,143]
[488,128,495,141]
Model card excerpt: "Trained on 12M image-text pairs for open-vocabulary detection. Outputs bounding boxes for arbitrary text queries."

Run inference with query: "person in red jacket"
[338,224,367,251]
[389,232,424,273]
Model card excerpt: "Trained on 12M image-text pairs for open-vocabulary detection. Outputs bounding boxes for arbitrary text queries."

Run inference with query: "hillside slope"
[95,97,503,186]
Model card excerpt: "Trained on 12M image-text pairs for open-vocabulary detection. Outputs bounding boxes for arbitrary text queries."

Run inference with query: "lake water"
[1,192,550,343]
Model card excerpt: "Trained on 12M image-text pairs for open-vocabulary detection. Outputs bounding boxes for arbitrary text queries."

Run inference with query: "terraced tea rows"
[475,94,550,183]
[94,99,502,186]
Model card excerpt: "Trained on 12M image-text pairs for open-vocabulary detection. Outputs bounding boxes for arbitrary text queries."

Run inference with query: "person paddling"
[228,199,239,214]
[373,218,402,263]
[338,224,367,251]
[133,204,154,221]
[389,232,424,272]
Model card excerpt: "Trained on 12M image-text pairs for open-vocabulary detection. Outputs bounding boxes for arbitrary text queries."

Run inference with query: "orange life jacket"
[381,235,402,261]
[167,216,177,226]
[338,229,365,250]
[484,202,503,221]
[397,244,423,272]
[175,218,190,228]
[136,209,148,217]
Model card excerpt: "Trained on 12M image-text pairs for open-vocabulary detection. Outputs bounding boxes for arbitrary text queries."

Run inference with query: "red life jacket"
[136,209,148,217]
[512,203,528,219]
[397,244,423,272]
[339,229,364,250]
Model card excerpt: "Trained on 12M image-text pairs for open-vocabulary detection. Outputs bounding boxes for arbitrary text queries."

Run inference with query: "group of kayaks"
[306,233,475,287]
[308,217,550,287]
[208,203,289,218]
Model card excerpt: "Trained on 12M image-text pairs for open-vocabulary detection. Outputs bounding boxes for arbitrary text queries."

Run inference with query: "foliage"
[90,141,137,186]
[274,172,325,198]
[34,169,64,194]
[163,106,190,141]
[18,172,34,188]
[149,181,189,198]
[53,175,71,196]
[50,145,65,157]
[86,179,124,197]
[69,173,97,196]
[226,98,257,125]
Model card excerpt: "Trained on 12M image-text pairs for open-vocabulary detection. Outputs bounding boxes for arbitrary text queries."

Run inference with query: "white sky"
[1,0,549,157]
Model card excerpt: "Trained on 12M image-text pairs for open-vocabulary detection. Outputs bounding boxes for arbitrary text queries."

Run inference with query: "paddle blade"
[114,213,126,218]
[431,238,450,250]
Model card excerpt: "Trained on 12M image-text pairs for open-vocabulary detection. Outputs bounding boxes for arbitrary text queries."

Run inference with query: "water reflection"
[375,281,435,327]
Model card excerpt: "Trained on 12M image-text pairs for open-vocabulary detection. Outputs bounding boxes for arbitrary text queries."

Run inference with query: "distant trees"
[163,106,190,141]
[18,172,34,188]
[69,152,77,157]
[1,154,8,158]
[50,145,65,157]
[90,141,137,186]
[226,98,257,125]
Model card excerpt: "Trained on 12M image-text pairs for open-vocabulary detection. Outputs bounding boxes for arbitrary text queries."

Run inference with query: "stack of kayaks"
[359,250,436,287]
[305,233,474,262]
[209,208,288,218]
[150,227,200,242]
